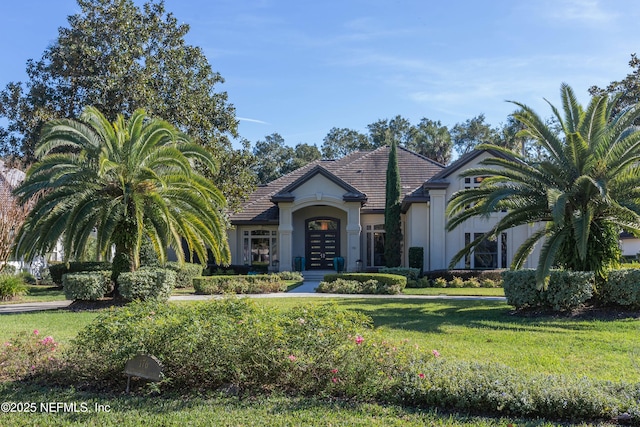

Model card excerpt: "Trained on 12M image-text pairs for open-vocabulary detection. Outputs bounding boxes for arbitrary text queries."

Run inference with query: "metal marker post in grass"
[124,354,163,393]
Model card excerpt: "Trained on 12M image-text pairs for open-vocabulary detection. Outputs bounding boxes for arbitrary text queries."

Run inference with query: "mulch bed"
[66,298,129,312]
[511,304,640,321]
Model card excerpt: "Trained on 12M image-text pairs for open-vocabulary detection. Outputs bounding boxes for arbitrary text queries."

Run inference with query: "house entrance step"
[301,270,335,281]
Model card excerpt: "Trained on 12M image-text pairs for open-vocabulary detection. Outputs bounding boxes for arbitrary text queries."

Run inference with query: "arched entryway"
[305,217,340,269]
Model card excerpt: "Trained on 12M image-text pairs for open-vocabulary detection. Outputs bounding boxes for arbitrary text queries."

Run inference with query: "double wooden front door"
[305,218,340,270]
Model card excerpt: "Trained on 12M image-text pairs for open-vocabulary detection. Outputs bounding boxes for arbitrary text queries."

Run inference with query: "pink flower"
[40,336,55,346]
[331,377,338,383]
[432,350,440,358]
[331,369,338,374]
[418,373,425,379]
[288,354,297,362]
[33,329,39,335]
[4,342,11,347]
[30,365,35,370]
[354,335,364,345]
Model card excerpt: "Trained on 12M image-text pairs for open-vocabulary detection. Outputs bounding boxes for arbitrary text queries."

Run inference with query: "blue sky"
[1,0,639,150]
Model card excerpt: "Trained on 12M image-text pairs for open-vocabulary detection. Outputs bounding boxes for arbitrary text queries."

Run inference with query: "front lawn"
[2,298,639,425]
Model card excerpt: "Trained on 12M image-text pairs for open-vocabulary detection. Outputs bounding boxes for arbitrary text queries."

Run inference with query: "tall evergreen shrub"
[384,140,402,267]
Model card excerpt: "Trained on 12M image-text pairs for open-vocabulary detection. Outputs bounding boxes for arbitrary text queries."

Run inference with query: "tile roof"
[230,146,445,223]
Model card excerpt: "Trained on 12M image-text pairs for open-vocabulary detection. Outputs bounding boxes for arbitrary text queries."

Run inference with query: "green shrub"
[275,271,304,281]
[0,330,60,381]
[432,277,447,288]
[19,271,37,285]
[322,273,406,293]
[63,271,112,301]
[502,270,595,311]
[463,277,481,288]
[599,269,640,307]
[317,278,398,294]
[66,300,412,398]
[406,277,431,288]
[480,278,498,288]
[408,247,424,274]
[139,238,160,267]
[118,268,176,302]
[379,267,420,280]
[166,262,204,288]
[0,274,27,301]
[449,276,464,288]
[392,359,632,422]
[193,274,286,294]
[47,261,112,286]
[423,269,504,282]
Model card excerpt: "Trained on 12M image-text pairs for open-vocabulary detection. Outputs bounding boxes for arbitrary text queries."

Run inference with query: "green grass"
[0,285,67,304]
[402,287,504,296]
[0,310,99,346]
[0,383,566,427]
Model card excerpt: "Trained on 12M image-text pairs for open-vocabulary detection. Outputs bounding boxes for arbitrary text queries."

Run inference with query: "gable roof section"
[270,165,367,203]
[230,146,445,224]
[424,148,515,188]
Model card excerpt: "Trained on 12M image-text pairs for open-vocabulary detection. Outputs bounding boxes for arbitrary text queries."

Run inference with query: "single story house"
[228,146,637,272]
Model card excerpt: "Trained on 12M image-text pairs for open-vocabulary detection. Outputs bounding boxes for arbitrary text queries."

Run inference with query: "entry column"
[345,202,361,272]
[278,202,294,270]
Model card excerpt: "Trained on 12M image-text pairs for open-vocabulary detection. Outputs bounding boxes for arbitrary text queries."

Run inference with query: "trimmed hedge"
[321,273,406,294]
[48,262,112,286]
[62,271,112,301]
[599,269,640,307]
[423,269,504,282]
[193,274,286,294]
[317,278,402,294]
[502,270,594,311]
[378,267,420,280]
[118,268,176,302]
[166,262,204,288]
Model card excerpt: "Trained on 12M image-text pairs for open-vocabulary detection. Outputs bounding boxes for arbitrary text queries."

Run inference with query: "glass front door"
[305,218,340,270]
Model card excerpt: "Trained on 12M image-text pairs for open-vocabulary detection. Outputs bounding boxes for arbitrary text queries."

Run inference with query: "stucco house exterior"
[228,145,636,273]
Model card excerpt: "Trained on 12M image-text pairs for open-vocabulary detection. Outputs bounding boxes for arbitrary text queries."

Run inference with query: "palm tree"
[446,84,640,287]
[14,106,230,293]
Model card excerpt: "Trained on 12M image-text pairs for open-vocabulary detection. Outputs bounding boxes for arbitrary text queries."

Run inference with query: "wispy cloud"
[539,0,617,25]
[238,117,269,125]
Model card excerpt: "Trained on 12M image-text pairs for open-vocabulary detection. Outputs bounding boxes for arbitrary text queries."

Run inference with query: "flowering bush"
[65,299,416,397]
[0,330,59,381]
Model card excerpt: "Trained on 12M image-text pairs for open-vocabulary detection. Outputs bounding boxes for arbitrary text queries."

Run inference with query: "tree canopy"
[0,0,253,210]
[252,133,320,184]
[446,84,640,287]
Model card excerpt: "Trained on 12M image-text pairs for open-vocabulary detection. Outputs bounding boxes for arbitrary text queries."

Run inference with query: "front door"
[305,218,340,270]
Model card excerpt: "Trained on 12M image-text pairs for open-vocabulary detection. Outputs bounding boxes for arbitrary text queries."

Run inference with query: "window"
[464,232,508,269]
[243,229,277,267]
[365,224,386,267]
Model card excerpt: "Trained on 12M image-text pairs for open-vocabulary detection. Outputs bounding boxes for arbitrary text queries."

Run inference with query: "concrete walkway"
[0,281,506,314]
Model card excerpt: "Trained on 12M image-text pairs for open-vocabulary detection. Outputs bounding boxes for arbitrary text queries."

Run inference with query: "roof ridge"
[330,147,381,173]
[396,145,446,168]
